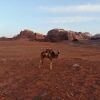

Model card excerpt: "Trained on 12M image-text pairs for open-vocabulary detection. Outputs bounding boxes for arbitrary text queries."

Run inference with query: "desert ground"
[0,40,100,100]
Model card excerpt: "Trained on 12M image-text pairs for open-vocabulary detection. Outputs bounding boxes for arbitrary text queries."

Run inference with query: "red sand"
[0,40,100,100]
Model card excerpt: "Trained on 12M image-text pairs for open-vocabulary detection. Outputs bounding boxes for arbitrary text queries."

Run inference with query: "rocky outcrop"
[91,34,100,40]
[14,29,34,39]
[0,37,13,41]
[0,28,91,42]
[13,29,45,41]
[46,29,90,42]
[46,29,68,42]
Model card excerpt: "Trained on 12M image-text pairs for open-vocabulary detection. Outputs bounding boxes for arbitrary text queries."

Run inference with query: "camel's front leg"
[50,60,53,70]
[39,58,44,68]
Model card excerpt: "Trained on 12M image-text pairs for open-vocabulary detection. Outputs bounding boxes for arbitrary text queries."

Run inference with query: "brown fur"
[39,48,60,70]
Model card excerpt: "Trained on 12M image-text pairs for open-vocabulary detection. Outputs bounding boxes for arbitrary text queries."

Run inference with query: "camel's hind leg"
[50,60,53,70]
[39,58,44,68]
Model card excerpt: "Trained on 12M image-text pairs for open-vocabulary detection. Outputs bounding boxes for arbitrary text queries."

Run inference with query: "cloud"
[39,4,100,13]
[44,16,100,24]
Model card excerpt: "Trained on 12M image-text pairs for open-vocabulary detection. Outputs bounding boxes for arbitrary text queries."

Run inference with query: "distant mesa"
[46,28,90,42]
[1,28,99,42]
[91,34,100,40]
[0,36,13,41]
[13,29,45,41]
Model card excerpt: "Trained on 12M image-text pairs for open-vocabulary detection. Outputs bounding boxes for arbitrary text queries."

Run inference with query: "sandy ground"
[0,40,100,100]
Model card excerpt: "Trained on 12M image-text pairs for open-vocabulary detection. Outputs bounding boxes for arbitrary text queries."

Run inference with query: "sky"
[0,0,100,37]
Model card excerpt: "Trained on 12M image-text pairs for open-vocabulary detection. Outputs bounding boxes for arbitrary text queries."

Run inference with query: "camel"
[39,48,60,70]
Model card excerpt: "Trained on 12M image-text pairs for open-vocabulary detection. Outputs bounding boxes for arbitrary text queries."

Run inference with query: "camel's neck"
[54,52,59,58]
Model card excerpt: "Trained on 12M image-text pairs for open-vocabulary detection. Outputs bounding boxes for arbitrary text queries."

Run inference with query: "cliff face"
[46,29,90,42]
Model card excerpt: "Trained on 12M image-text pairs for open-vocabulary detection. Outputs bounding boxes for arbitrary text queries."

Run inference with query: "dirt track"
[0,40,100,100]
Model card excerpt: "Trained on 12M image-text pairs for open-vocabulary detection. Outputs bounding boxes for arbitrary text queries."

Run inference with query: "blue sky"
[0,0,100,37]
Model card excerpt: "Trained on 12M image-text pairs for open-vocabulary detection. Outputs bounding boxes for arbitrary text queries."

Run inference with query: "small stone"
[73,64,80,67]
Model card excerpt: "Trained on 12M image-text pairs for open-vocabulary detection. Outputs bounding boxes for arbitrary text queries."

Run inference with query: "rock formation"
[91,34,100,40]
[46,28,90,42]
[0,28,91,42]
[13,29,45,41]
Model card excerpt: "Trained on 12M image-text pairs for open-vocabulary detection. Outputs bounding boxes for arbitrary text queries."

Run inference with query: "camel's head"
[55,50,60,58]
